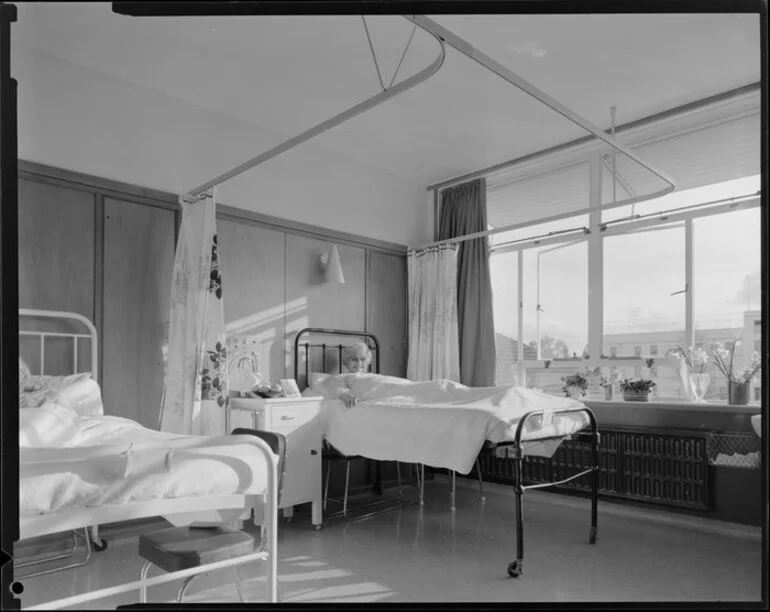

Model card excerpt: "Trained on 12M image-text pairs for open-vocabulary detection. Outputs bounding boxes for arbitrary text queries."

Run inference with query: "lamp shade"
[324,245,345,284]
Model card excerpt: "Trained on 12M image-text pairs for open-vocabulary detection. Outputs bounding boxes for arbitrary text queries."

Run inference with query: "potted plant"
[711,339,762,405]
[619,378,656,402]
[667,345,710,402]
[561,371,589,399]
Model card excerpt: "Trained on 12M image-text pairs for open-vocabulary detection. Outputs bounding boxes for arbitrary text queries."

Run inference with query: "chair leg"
[177,575,198,603]
[324,459,331,512]
[232,567,247,603]
[139,561,152,603]
[343,459,351,519]
[475,457,486,502]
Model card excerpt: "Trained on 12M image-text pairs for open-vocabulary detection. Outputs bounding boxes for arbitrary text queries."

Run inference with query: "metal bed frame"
[17,310,281,607]
[17,309,106,580]
[488,410,600,578]
[293,327,423,522]
[294,326,600,577]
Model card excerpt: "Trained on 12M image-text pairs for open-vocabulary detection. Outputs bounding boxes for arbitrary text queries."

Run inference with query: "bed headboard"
[293,328,380,390]
[18,309,99,379]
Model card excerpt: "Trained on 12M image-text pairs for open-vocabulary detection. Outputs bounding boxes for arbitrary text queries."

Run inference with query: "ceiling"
[10,4,762,188]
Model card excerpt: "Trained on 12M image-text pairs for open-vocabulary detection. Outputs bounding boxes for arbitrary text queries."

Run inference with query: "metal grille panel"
[479,428,709,510]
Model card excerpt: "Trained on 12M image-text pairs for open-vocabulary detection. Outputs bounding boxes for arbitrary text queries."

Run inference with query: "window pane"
[527,241,588,361]
[694,207,761,402]
[603,225,686,399]
[491,251,519,386]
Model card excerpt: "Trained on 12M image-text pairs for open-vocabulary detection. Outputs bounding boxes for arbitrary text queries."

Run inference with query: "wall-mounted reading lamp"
[320,245,345,284]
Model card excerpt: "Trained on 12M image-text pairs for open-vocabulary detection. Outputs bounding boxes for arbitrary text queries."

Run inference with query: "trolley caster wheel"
[507,561,521,578]
[93,539,108,552]
[314,524,323,531]
[589,529,597,544]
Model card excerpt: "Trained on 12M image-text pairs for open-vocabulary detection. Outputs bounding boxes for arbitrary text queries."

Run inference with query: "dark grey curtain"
[438,178,496,387]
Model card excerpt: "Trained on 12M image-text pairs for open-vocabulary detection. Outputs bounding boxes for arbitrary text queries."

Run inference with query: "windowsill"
[583,398,762,414]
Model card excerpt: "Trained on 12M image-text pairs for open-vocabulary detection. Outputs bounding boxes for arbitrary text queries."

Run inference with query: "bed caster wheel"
[314,524,323,531]
[589,528,597,544]
[93,539,108,552]
[507,561,521,578]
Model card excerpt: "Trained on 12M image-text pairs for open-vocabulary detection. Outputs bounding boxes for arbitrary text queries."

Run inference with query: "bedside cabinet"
[229,396,324,529]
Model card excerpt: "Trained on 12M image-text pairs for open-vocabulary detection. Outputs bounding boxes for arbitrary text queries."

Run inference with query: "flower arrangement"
[618,379,656,393]
[561,371,590,397]
[667,345,709,374]
[599,368,619,388]
[711,339,762,383]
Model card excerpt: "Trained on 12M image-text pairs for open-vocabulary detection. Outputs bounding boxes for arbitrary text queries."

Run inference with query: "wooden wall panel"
[217,218,286,385]
[17,179,96,375]
[367,251,408,377]
[284,234,366,378]
[102,198,175,427]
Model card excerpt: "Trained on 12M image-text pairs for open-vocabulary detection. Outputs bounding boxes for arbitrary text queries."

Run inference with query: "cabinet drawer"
[268,402,319,430]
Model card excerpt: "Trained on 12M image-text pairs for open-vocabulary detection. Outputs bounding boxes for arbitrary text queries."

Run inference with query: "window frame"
[489,161,761,400]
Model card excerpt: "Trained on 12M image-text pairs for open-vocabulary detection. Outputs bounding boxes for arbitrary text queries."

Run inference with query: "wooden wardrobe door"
[17,178,96,375]
[102,198,175,427]
[367,251,407,378]
[217,218,286,385]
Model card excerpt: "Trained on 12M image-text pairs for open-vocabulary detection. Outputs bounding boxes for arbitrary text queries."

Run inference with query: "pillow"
[19,358,31,406]
[21,373,104,416]
[308,372,333,389]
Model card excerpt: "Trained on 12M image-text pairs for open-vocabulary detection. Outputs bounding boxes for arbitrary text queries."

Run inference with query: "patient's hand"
[338,389,358,408]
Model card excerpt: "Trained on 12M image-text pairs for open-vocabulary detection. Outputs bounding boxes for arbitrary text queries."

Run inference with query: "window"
[694,207,760,399]
[634,345,642,357]
[604,226,686,342]
[491,251,520,386]
[755,320,761,334]
[755,387,762,402]
[650,345,658,355]
[526,241,588,361]
[610,346,618,357]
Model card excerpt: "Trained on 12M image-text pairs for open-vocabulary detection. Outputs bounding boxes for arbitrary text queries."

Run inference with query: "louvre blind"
[486,90,761,229]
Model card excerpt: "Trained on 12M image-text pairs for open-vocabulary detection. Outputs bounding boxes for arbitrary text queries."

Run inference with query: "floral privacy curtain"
[160,189,228,435]
[406,244,461,382]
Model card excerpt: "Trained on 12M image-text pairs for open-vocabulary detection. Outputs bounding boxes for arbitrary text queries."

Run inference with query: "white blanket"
[315,374,591,474]
[20,403,269,516]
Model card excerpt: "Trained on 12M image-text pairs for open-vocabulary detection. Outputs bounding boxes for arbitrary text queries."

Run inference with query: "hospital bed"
[294,327,600,578]
[16,309,280,608]
[293,328,422,521]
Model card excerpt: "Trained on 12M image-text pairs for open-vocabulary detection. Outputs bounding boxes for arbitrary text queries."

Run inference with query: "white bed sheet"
[311,374,591,474]
[20,403,269,517]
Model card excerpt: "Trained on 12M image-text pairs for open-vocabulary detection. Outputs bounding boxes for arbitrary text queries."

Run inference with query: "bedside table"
[229,396,324,529]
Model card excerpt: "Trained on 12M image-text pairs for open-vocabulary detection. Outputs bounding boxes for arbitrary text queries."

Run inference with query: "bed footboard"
[491,407,600,578]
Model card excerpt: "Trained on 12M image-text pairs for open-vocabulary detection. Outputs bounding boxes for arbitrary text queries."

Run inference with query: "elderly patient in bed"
[320,343,584,416]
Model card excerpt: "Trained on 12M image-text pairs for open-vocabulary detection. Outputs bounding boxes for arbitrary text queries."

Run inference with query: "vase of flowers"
[599,368,619,401]
[561,371,589,399]
[667,345,710,403]
[619,378,656,402]
[711,339,762,406]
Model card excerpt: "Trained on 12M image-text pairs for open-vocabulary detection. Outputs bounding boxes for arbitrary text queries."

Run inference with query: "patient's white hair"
[341,342,372,365]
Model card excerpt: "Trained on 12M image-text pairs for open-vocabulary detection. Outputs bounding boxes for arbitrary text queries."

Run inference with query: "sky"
[490,174,761,355]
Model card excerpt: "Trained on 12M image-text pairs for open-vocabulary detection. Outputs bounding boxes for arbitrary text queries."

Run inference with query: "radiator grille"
[479,428,709,510]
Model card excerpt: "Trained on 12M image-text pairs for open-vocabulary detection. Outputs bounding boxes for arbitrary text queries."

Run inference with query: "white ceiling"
[11,4,762,188]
